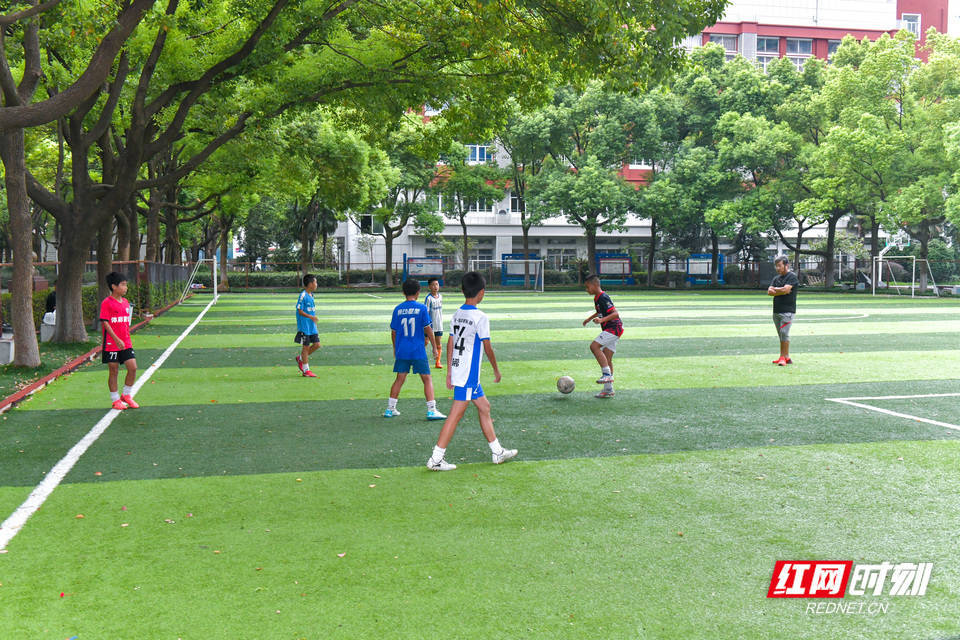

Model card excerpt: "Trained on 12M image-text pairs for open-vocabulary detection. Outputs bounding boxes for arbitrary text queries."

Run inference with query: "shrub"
[544,269,572,285]
[652,270,685,287]
[723,264,742,285]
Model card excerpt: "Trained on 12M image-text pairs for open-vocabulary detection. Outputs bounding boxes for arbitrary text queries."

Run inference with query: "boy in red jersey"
[101,272,139,410]
[582,274,623,398]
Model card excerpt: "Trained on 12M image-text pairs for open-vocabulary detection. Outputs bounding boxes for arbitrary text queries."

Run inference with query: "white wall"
[721,0,897,29]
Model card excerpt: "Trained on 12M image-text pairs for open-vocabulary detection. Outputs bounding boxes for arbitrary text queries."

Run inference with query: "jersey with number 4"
[448,305,490,388]
[390,300,431,360]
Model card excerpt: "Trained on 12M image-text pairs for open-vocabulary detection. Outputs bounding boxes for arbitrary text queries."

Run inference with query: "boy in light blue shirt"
[295,274,320,378]
[385,278,446,420]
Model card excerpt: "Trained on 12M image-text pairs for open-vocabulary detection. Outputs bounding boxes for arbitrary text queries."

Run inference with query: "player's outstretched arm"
[483,340,501,383]
[583,312,599,326]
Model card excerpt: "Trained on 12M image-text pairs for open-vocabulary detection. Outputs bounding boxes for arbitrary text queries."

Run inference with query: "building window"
[757,37,779,54]
[467,199,492,213]
[510,193,525,213]
[466,144,490,163]
[901,13,921,37]
[709,34,738,61]
[358,215,384,235]
[546,248,579,270]
[827,40,842,59]
[786,38,812,71]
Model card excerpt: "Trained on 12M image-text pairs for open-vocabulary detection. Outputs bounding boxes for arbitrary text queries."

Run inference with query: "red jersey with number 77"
[100,296,133,351]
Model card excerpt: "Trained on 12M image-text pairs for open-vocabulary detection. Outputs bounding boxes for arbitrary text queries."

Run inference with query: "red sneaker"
[121,395,140,409]
[302,370,317,378]
[111,399,128,411]
[783,358,793,365]
[772,357,786,365]
[296,355,304,373]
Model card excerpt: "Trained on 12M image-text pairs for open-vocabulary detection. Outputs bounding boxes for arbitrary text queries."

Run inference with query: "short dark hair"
[584,274,600,285]
[303,274,316,287]
[427,276,440,285]
[105,271,127,291]
[461,271,485,298]
[774,255,789,266]
[402,278,421,296]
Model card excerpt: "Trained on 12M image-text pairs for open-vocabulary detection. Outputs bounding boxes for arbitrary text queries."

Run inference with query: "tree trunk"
[115,211,130,260]
[299,215,311,277]
[918,229,929,293]
[460,214,469,270]
[218,225,230,290]
[793,230,802,276]
[646,218,657,287]
[869,214,880,260]
[710,231,720,286]
[0,129,42,366]
[127,204,140,262]
[146,189,161,262]
[384,229,395,286]
[52,230,91,342]
[96,218,114,330]
[163,208,181,265]
[823,216,838,289]
[585,228,597,278]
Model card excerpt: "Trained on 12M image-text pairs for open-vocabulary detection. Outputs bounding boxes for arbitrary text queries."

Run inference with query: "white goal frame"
[872,256,939,297]
[180,258,220,303]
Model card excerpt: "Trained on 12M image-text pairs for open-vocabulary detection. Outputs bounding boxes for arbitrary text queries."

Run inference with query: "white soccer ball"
[557,375,575,394]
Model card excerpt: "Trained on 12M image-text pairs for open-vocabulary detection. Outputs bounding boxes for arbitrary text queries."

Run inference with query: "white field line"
[826,394,960,432]
[806,314,870,321]
[0,296,219,552]
[364,293,383,299]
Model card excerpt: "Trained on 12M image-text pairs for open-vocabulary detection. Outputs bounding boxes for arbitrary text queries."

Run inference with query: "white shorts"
[593,331,620,353]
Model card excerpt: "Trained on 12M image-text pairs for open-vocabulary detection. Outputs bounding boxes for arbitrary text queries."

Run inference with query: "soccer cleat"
[296,355,304,372]
[596,374,614,384]
[384,408,400,418]
[492,448,518,464]
[427,457,457,471]
[426,409,446,420]
[434,360,443,369]
[302,370,317,377]
[783,358,793,364]
[772,357,786,365]
[120,395,140,409]
[594,390,616,399]
[111,399,128,411]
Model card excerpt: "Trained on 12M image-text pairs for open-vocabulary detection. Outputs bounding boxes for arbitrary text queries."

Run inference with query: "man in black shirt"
[768,256,799,366]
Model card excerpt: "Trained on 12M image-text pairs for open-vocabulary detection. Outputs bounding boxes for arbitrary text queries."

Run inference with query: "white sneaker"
[426,409,446,421]
[596,374,614,384]
[383,408,400,417]
[427,457,457,471]
[492,448,518,464]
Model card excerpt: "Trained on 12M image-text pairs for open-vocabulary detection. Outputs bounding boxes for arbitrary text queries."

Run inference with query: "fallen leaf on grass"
[337,553,346,558]
[75,514,84,519]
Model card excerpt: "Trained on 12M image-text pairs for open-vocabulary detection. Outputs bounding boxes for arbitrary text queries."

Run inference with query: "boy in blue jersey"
[295,274,320,378]
[385,278,447,420]
[426,271,517,471]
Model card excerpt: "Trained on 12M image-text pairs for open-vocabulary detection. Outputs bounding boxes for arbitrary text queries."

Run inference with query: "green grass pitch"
[1,290,959,639]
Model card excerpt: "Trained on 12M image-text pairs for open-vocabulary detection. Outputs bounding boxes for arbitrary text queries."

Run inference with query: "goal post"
[180,258,219,303]
[872,255,940,297]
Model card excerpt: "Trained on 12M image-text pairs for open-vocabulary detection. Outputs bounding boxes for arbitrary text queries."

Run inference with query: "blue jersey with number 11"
[390,300,431,360]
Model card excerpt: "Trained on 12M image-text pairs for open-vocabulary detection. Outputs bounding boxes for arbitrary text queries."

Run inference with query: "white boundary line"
[0,295,219,551]
[826,393,960,432]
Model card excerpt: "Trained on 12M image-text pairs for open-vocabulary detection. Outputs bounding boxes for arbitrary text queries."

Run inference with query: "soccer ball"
[557,375,575,394]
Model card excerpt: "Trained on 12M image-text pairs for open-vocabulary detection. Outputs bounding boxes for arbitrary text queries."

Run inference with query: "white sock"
[426,400,437,411]
[388,397,398,410]
[123,385,133,396]
[604,382,614,393]
[303,364,310,372]
[110,391,121,402]
[488,438,504,455]
[601,366,611,376]
[431,445,446,461]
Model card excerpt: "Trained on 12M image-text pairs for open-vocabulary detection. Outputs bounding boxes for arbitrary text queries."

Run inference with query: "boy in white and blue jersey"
[426,272,517,472]
[294,274,320,378]
[385,278,446,420]
[424,276,443,368]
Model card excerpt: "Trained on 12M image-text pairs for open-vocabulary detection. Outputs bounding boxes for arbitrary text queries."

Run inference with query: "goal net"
[180,258,220,304]
[872,256,940,297]
[467,259,544,292]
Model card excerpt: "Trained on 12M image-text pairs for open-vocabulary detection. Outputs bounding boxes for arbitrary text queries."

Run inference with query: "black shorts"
[295,332,320,346]
[102,348,135,364]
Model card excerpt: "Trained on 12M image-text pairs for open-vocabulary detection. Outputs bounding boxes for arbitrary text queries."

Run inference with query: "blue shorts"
[394,358,431,375]
[453,383,485,401]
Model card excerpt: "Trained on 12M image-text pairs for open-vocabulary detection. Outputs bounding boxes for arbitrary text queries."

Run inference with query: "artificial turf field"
[1,289,959,639]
